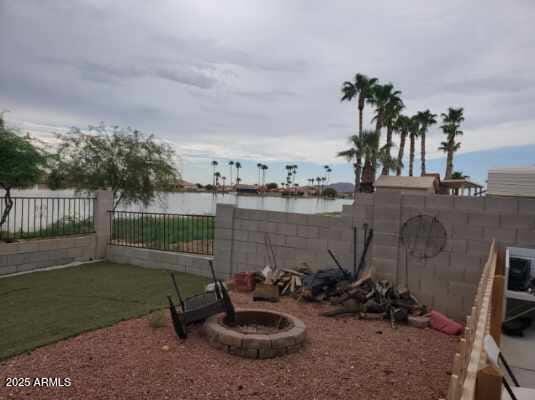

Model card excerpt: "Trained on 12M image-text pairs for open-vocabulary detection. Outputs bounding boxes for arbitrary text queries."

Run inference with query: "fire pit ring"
[203,309,306,359]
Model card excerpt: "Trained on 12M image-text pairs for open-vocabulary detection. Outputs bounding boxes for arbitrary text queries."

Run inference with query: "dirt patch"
[0,293,457,400]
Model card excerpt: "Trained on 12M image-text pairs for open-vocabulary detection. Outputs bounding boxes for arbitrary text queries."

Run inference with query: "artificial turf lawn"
[0,262,208,360]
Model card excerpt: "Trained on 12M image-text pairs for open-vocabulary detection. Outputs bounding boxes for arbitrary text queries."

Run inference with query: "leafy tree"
[0,114,48,231]
[451,171,468,179]
[322,187,337,198]
[340,73,378,194]
[439,107,465,179]
[48,124,178,210]
[205,184,214,191]
[415,110,437,176]
[266,182,278,190]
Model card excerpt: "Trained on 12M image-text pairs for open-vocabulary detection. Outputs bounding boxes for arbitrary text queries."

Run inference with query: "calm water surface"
[13,190,353,215]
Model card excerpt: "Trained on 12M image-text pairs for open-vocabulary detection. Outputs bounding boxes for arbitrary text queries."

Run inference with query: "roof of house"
[441,179,483,189]
[375,175,437,190]
[488,166,535,174]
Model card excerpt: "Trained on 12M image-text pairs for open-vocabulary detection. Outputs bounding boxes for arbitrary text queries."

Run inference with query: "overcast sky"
[1,1,535,185]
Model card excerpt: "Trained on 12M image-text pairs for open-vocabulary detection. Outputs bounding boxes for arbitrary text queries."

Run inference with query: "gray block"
[296,225,319,239]
[454,197,485,212]
[452,224,483,240]
[425,195,454,210]
[519,199,535,215]
[286,236,308,249]
[468,213,500,227]
[486,197,519,215]
[516,229,535,246]
[306,215,331,227]
[277,223,297,236]
[287,213,308,225]
[402,194,426,209]
[484,227,517,242]
[501,215,535,230]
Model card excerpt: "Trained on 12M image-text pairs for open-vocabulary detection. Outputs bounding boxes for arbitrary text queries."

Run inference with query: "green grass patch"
[1,217,95,242]
[0,262,208,360]
[111,215,214,250]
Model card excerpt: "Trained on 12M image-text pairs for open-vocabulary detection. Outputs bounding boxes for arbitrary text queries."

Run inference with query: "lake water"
[11,190,354,215]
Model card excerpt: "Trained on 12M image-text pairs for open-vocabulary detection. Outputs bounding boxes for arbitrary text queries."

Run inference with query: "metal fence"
[109,211,214,255]
[0,196,96,241]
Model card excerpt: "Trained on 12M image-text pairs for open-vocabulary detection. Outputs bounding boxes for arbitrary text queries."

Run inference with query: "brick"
[215,228,233,240]
[468,213,500,227]
[373,207,401,221]
[483,227,517,242]
[307,238,328,251]
[353,205,373,223]
[287,213,308,225]
[375,190,401,208]
[373,245,399,260]
[519,199,535,215]
[265,234,285,246]
[444,239,467,253]
[402,194,426,209]
[0,265,17,275]
[454,197,485,212]
[234,230,248,242]
[242,334,272,350]
[248,232,265,244]
[501,215,535,230]
[452,224,483,240]
[373,233,399,247]
[354,193,374,206]
[402,207,425,221]
[265,211,287,224]
[286,236,308,249]
[306,215,331,227]
[374,219,401,234]
[425,195,454,210]
[372,257,397,275]
[466,240,493,257]
[296,225,319,239]
[485,197,519,215]
[277,223,297,236]
[516,229,535,246]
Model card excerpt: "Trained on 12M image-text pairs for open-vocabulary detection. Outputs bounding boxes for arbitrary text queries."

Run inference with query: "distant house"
[374,175,439,195]
[236,184,258,194]
[487,166,535,198]
[175,179,197,191]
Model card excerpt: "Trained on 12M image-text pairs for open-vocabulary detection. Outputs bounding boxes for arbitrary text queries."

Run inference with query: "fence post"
[94,190,113,259]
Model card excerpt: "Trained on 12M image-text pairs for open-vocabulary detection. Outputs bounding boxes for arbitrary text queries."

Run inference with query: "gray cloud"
[1,0,535,172]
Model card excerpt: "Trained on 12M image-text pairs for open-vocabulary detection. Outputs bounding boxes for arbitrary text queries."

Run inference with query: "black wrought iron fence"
[109,211,214,255]
[0,197,96,241]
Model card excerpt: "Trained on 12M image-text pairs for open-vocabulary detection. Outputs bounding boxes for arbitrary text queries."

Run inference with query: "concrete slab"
[502,324,535,388]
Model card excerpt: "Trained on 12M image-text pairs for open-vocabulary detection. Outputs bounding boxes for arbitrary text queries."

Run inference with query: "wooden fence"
[442,240,506,400]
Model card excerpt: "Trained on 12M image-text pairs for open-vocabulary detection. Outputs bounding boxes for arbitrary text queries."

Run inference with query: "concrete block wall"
[214,204,358,277]
[0,190,112,276]
[352,193,535,320]
[107,246,215,278]
[0,235,96,275]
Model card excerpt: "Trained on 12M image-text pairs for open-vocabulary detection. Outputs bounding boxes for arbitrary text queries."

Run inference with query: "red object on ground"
[233,272,256,292]
[428,310,464,335]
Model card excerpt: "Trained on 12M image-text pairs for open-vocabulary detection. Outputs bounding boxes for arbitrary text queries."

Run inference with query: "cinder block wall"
[0,190,112,276]
[214,204,359,279]
[353,192,535,320]
[0,235,97,275]
[107,246,215,278]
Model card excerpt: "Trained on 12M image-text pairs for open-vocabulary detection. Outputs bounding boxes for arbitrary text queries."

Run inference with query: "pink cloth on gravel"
[428,310,464,335]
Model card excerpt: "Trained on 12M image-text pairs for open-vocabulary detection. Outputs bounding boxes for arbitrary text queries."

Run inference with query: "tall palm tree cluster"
[256,163,269,190]
[337,73,465,197]
[210,160,242,192]
[307,164,332,196]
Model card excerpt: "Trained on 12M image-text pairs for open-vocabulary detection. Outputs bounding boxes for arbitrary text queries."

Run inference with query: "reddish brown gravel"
[0,293,457,400]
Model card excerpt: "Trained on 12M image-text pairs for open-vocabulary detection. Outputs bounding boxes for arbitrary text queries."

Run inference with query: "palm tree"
[211,160,218,187]
[370,83,402,177]
[214,171,221,190]
[380,96,404,175]
[228,161,234,186]
[256,163,262,186]
[408,116,420,176]
[235,162,242,186]
[394,115,411,176]
[439,107,465,179]
[415,110,437,176]
[315,177,322,196]
[340,74,378,194]
[261,164,268,191]
[222,176,226,192]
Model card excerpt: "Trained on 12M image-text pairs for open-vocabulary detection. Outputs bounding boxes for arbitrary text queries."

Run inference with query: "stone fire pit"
[203,309,306,359]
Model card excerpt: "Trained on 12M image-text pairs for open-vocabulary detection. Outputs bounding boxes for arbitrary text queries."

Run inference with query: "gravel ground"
[0,293,457,400]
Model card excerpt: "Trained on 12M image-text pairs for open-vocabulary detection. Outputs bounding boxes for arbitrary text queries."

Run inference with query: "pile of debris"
[314,274,428,328]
